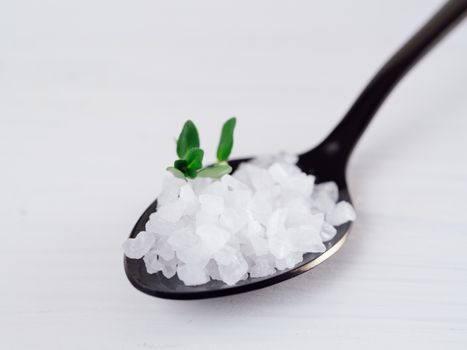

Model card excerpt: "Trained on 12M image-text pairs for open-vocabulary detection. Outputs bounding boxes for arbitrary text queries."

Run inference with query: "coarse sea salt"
[123,153,356,286]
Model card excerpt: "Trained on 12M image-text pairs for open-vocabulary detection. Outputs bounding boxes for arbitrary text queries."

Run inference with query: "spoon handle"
[315,0,467,166]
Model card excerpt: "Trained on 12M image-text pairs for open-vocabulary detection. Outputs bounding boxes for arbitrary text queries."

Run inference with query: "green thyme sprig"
[166,117,236,179]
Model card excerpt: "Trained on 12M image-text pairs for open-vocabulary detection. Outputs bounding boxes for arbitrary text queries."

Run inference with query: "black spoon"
[124,0,467,300]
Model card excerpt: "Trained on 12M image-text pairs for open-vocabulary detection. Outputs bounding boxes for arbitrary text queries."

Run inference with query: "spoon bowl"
[124,0,467,299]
[124,156,352,300]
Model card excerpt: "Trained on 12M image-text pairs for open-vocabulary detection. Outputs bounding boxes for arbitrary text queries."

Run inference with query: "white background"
[1,0,467,349]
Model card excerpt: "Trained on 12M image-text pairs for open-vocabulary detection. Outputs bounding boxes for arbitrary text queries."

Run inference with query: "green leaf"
[166,167,186,179]
[176,120,200,158]
[185,167,198,179]
[216,117,236,162]
[197,164,232,179]
[174,159,188,173]
[183,147,204,171]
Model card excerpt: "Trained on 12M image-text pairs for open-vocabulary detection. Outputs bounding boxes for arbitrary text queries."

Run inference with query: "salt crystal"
[251,152,298,168]
[217,251,248,285]
[321,221,337,241]
[221,174,248,190]
[195,210,219,227]
[200,181,228,197]
[213,245,237,266]
[145,213,175,236]
[250,255,275,278]
[196,224,230,253]
[282,173,314,198]
[179,183,196,202]
[245,220,269,256]
[247,166,275,191]
[219,208,247,233]
[224,189,252,208]
[309,213,325,229]
[158,176,185,206]
[153,238,175,261]
[199,194,224,215]
[247,219,264,235]
[280,152,299,164]
[191,177,213,195]
[168,227,198,250]
[146,214,192,237]
[160,257,178,278]
[179,184,199,216]
[286,204,323,228]
[248,192,273,225]
[143,249,164,274]
[312,183,338,217]
[275,252,303,270]
[268,163,289,184]
[313,192,336,219]
[268,236,292,259]
[157,200,187,223]
[266,208,288,237]
[287,226,326,253]
[315,181,339,202]
[122,231,155,259]
[238,237,256,257]
[249,154,275,168]
[177,264,209,286]
[176,243,211,267]
[231,166,252,187]
[249,234,269,256]
[328,201,356,226]
[206,259,222,280]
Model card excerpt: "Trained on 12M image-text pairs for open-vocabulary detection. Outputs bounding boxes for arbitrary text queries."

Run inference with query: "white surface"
[1,0,467,349]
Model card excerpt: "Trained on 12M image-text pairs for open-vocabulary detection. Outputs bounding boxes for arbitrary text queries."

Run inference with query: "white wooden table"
[1,0,467,348]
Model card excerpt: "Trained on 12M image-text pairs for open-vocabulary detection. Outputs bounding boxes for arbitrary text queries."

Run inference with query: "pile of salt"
[123,154,356,286]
